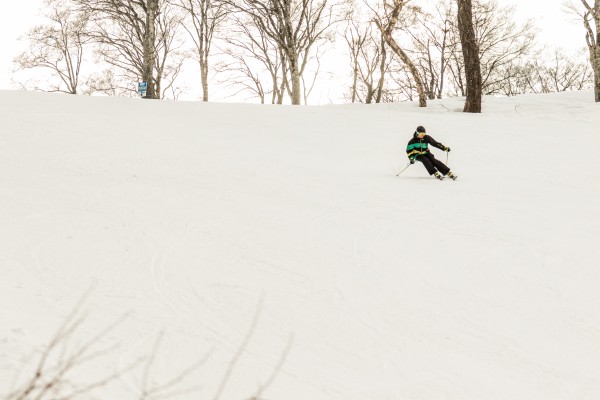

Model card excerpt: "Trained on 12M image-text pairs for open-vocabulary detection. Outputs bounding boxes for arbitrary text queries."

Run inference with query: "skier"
[406,126,457,180]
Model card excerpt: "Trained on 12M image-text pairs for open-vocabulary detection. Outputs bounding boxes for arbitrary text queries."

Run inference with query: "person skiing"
[406,126,457,180]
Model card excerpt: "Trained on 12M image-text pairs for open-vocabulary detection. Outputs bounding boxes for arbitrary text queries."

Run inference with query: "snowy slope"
[1,90,600,400]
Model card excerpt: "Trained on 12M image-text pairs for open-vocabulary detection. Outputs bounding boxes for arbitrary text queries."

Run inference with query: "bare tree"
[158,50,188,100]
[86,7,185,99]
[373,0,427,107]
[217,13,287,103]
[405,0,458,99]
[301,46,323,104]
[456,0,482,112]
[388,61,419,101]
[344,17,390,103]
[511,48,593,95]
[73,0,182,99]
[568,0,600,101]
[485,59,534,96]
[174,0,229,101]
[344,19,367,103]
[154,7,187,98]
[13,0,90,94]
[144,0,161,98]
[475,1,536,95]
[221,0,345,105]
[216,55,271,103]
[446,0,537,98]
[543,48,594,92]
[84,68,137,96]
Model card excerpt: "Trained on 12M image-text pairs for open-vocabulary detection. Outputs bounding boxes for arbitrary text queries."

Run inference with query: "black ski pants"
[416,153,450,176]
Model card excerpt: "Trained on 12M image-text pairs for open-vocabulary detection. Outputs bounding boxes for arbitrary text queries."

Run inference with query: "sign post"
[137,81,148,97]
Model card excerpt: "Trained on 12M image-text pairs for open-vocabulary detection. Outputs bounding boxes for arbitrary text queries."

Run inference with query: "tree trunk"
[593,1,600,101]
[374,1,426,107]
[592,19,600,101]
[375,35,386,103]
[143,0,158,99]
[376,22,427,107]
[201,62,209,101]
[197,39,208,101]
[457,0,482,112]
[365,84,374,103]
[290,57,301,105]
[591,50,600,101]
[199,0,209,102]
[351,60,358,103]
[579,0,600,101]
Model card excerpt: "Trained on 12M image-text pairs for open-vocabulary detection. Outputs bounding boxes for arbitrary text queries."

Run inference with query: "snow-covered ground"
[1,90,599,400]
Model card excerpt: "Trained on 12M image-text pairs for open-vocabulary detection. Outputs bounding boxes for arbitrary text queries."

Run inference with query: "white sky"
[0,0,588,93]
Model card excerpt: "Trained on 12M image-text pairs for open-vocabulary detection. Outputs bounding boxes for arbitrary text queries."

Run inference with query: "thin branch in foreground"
[249,334,295,400]
[212,292,266,400]
[5,286,134,400]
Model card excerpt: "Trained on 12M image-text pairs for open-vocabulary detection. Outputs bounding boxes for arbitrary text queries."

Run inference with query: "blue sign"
[138,81,147,96]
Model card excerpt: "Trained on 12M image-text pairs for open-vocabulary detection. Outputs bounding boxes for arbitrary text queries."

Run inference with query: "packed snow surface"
[1,90,599,400]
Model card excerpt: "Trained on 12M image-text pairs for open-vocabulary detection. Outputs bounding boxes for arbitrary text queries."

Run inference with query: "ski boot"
[447,171,458,180]
[433,172,445,180]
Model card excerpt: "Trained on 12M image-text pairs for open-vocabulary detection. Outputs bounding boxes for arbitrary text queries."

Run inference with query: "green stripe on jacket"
[406,142,429,151]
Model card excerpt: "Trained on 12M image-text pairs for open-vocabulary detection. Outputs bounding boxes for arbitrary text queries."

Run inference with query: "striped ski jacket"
[406,133,447,161]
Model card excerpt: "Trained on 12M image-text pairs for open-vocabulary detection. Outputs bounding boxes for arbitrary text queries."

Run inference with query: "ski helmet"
[416,126,426,133]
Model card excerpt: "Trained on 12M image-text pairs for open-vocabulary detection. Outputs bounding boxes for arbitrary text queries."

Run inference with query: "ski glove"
[410,159,415,164]
[444,146,451,152]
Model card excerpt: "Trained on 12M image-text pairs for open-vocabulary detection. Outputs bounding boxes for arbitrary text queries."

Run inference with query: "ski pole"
[396,162,412,176]
[446,151,449,165]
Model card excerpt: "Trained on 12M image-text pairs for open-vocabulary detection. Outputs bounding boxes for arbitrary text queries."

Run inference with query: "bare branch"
[213,293,265,400]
